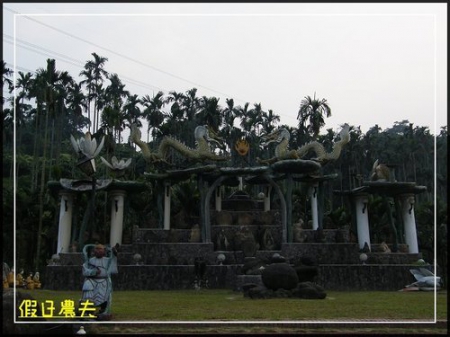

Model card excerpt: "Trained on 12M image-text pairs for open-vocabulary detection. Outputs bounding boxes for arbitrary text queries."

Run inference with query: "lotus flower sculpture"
[100,156,132,178]
[70,132,105,176]
[70,132,105,159]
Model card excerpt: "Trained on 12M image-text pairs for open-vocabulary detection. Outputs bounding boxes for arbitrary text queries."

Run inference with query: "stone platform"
[44,239,424,292]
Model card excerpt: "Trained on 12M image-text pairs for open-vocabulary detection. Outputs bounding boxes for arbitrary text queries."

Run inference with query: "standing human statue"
[80,243,119,320]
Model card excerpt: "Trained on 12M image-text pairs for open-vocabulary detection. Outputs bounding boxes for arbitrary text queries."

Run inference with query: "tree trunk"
[35,105,50,271]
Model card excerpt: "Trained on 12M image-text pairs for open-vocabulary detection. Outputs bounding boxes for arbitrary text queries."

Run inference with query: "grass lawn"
[16,289,447,334]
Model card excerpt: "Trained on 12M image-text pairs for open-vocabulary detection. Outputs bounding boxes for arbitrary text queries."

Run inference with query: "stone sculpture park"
[42,122,430,299]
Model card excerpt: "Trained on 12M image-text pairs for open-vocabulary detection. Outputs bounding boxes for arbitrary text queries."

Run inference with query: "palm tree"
[80,52,109,133]
[51,71,75,175]
[66,81,89,133]
[183,88,200,122]
[222,99,238,127]
[32,59,62,270]
[220,98,240,152]
[239,102,263,165]
[261,109,280,135]
[79,66,94,132]
[183,88,201,146]
[2,61,14,164]
[14,71,34,151]
[2,61,14,104]
[103,73,129,144]
[196,96,222,130]
[248,103,265,137]
[141,91,166,143]
[163,90,189,143]
[297,93,331,140]
[123,94,142,129]
[2,102,14,155]
[101,106,123,147]
[238,102,252,136]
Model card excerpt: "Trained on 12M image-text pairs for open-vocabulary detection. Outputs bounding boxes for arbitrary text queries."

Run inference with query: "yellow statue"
[16,269,25,288]
[26,273,35,290]
[7,269,15,287]
[33,272,41,289]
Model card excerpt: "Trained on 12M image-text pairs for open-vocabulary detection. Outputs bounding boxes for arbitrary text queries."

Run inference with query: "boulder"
[295,265,318,283]
[292,281,327,299]
[273,288,293,298]
[247,285,274,299]
[241,258,266,275]
[261,263,299,291]
[270,254,287,264]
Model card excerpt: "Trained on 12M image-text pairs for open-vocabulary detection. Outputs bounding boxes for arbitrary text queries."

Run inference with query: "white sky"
[2,2,447,135]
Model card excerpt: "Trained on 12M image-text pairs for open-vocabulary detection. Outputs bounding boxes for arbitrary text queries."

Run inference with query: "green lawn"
[18,288,447,322]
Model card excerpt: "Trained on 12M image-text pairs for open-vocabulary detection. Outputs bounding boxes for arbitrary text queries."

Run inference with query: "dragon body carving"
[257,123,350,165]
[130,124,229,167]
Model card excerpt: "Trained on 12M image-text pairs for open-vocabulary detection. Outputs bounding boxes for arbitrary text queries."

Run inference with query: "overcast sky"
[3,2,447,135]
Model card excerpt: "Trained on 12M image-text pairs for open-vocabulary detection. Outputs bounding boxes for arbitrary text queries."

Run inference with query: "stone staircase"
[44,202,425,292]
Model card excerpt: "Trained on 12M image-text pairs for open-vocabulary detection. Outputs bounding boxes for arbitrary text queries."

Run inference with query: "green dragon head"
[201,125,226,150]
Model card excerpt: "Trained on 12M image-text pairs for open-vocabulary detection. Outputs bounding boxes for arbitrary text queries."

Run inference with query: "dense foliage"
[2,56,447,282]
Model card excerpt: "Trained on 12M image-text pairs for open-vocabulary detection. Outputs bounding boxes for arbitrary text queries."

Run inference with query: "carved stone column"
[57,191,74,254]
[215,186,222,211]
[109,190,126,246]
[400,193,419,253]
[264,185,272,212]
[355,193,371,251]
[309,184,319,230]
[164,182,171,230]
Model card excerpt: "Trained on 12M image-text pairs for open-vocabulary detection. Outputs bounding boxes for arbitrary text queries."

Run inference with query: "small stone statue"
[293,220,307,243]
[33,272,41,289]
[7,268,15,287]
[370,159,391,181]
[189,224,201,243]
[314,228,326,243]
[26,273,35,290]
[16,269,25,288]
[260,228,276,250]
[379,241,391,253]
[215,229,229,251]
[235,227,259,257]
[194,256,207,289]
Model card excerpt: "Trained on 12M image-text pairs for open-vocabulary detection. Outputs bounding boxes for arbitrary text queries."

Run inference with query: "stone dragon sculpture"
[370,159,391,182]
[130,124,230,167]
[256,123,350,165]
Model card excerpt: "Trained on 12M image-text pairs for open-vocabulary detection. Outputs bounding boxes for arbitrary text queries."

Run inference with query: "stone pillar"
[264,185,272,212]
[109,190,126,247]
[355,193,371,251]
[57,191,74,254]
[164,182,171,230]
[215,186,222,211]
[309,184,319,230]
[401,194,419,253]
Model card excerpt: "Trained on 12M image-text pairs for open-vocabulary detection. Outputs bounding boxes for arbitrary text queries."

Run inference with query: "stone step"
[44,263,439,291]
[55,245,421,267]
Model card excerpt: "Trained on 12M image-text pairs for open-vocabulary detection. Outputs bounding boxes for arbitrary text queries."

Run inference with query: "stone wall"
[317,265,422,291]
[44,263,424,292]
[44,264,242,291]
[43,231,425,292]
